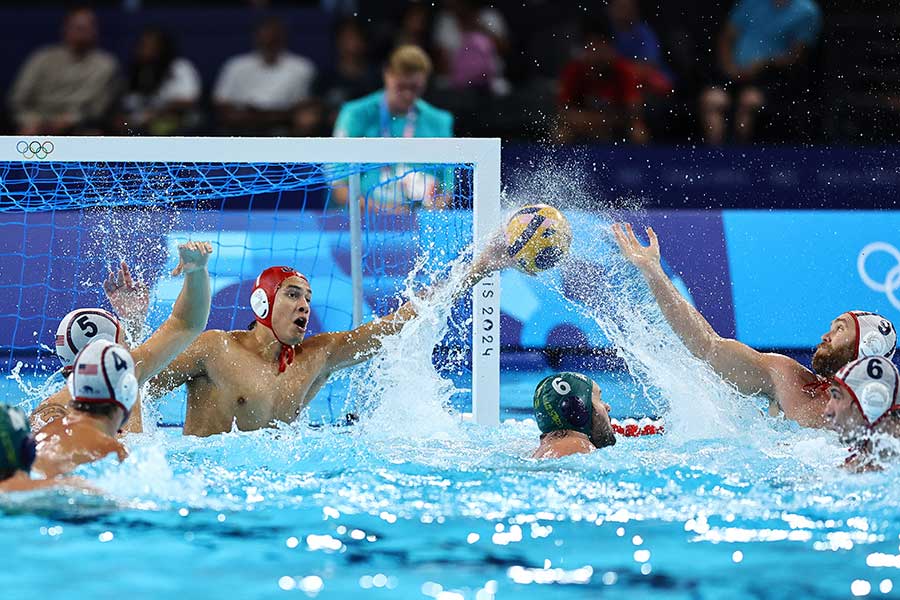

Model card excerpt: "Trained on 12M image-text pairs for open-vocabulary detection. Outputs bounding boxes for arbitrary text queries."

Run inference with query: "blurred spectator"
[314,18,380,132]
[433,0,510,95]
[334,45,451,141]
[700,0,822,144]
[8,7,119,135]
[608,0,672,92]
[119,29,202,135]
[555,19,648,144]
[395,3,434,55]
[213,17,316,135]
[333,45,453,211]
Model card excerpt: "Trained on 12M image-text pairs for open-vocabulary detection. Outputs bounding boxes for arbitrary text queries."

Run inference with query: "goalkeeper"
[149,237,513,436]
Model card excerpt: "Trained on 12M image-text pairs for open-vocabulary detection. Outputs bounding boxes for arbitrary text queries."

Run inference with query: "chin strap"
[803,377,831,397]
[278,344,295,373]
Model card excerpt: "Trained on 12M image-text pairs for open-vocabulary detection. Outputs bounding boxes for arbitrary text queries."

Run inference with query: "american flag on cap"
[77,363,98,375]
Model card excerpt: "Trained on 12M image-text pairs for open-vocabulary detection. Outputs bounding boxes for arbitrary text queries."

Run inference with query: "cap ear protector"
[848,311,897,360]
[55,308,122,369]
[0,404,36,478]
[834,355,900,427]
[67,339,138,428]
[861,331,887,358]
[250,287,270,320]
[859,382,891,422]
[533,372,596,437]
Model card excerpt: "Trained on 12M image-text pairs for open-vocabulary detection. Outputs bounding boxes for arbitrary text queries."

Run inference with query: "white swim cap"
[834,355,900,426]
[55,308,121,369]
[847,311,897,360]
[66,339,138,423]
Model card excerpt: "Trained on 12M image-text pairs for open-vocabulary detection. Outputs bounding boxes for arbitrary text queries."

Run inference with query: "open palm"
[611,223,661,271]
[103,261,149,323]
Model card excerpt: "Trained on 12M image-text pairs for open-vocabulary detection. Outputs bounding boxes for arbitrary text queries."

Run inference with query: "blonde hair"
[387,45,432,76]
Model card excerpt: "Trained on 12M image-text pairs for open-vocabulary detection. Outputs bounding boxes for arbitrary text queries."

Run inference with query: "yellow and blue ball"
[505,204,572,274]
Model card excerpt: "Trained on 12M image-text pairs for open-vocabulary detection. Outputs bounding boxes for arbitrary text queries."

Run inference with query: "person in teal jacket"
[332,45,454,212]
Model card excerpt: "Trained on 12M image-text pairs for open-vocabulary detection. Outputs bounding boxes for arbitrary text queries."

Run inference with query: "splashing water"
[558,230,765,444]
[498,156,810,455]
[7,361,65,412]
[352,251,470,442]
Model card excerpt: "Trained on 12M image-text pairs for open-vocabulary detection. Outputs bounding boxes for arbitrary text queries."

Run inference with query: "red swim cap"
[250,266,308,373]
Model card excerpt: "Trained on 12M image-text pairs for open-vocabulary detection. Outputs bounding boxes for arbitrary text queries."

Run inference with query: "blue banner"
[723,210,900,348]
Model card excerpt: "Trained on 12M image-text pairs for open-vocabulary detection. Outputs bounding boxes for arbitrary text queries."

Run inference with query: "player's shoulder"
[30,389,70,428]
[550,436,594,457]
[195,329,236,351]
[299,331,343,351]
[534,435,593,459]
[34,415,67,439]
[761,352,814,381]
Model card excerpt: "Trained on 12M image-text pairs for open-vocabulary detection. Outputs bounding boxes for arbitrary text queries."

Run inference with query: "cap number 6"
[552,377,571,395]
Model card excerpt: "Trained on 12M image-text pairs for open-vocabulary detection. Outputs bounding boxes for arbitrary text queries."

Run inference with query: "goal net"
[0,137,501,427]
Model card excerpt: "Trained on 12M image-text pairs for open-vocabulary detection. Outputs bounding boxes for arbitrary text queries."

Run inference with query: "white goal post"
[0,136,502,426]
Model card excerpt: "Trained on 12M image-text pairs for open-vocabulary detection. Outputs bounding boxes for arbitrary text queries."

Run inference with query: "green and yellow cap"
[532,372,595,436]
[0,403,36,480]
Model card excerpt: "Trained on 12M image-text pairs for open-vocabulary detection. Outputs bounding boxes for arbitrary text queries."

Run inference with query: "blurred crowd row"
[5,0,867,145]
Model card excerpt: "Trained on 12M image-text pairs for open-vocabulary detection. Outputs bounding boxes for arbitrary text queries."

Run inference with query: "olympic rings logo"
[16,140,54,160]
[858,242,900,311]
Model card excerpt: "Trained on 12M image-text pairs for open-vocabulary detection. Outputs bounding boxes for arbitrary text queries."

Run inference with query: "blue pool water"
[2,204,897,599]
[2,368,900,600]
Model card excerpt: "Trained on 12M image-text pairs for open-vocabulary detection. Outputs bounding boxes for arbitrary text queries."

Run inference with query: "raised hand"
[103,261,150,323]
[172,241,213,277]
[611,223,661,272]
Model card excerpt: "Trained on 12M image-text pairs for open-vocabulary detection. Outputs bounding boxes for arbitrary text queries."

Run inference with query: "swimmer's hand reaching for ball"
[172,241,214,277]
[611,223,660,273]
[473,229,520,273]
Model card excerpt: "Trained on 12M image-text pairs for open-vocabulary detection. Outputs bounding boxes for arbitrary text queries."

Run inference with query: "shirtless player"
[40,263,149,432]
[151,239,514,436]
[530,372,617,458]
[824,355,900,472]
[0,403,87,492]
[33,339,137,477]
[612,223,897,428]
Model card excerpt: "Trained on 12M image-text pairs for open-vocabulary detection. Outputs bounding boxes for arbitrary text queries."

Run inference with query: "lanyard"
[379,96,417,138]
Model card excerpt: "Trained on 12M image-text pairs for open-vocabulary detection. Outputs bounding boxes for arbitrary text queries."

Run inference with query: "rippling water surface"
[2,395,899,600]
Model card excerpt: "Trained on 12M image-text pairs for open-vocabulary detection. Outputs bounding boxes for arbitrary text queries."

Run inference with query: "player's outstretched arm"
[103,261,150,345]
[321,233,515,372]
[612,223,781,397]
[131,242,213,385]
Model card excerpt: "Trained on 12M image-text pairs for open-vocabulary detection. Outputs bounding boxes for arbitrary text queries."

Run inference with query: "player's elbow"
[697,333,727,362]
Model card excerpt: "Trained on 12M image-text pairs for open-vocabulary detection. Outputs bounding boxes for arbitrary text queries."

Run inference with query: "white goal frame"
[0,136,502,426]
